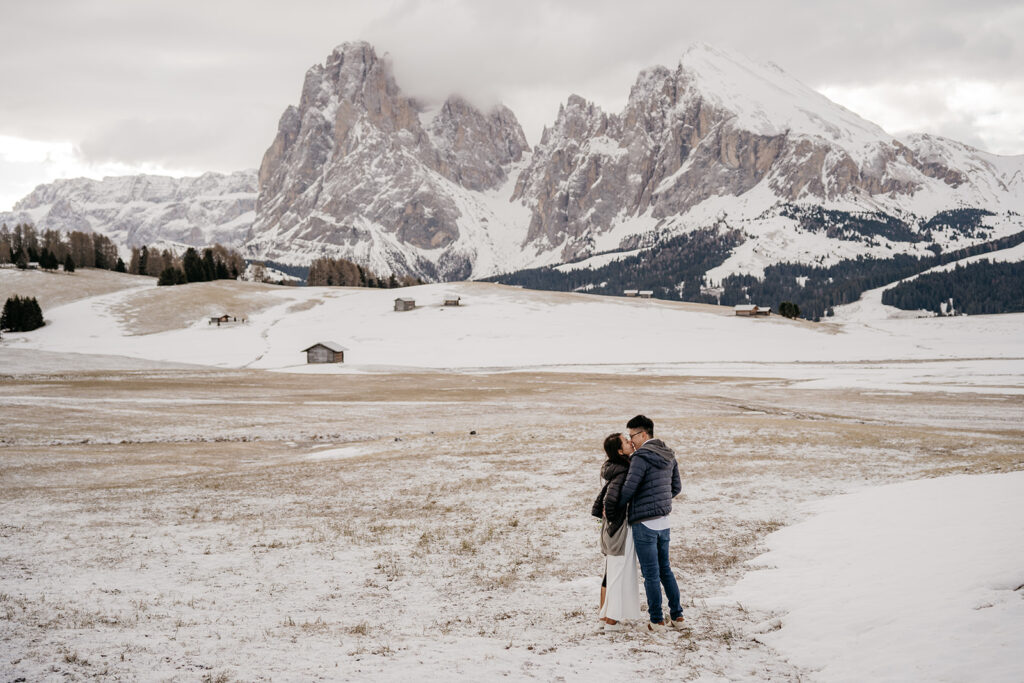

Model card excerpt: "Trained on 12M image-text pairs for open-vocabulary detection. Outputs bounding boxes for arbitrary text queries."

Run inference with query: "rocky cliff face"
[249,42,528,278]
[0,171,256,251]
[8,42,1021,283]
[510,45,999,263]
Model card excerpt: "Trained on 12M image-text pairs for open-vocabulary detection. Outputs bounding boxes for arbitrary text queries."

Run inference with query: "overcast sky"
[1,0,1022,210]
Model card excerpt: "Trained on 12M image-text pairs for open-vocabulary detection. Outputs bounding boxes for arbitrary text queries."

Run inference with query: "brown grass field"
[1,363,1021,680]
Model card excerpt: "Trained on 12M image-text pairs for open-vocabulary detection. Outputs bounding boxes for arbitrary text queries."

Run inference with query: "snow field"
[722,472,1024,682]
[2,269,1022,396]
[1,366,1021,681]
[1,267,1022,680]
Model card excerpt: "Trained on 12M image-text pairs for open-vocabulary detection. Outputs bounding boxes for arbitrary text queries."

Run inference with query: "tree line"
[714,228,1024,320]
[485,220,1024,320]
[1,223,122,272]
[779,205,927,244]
[307,256,421,288]
[0,221,247,286]
[486,227,743,300]
[153,245,245,286]
[882,260,1024,315]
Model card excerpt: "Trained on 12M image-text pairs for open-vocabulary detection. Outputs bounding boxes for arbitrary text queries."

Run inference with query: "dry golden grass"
[0,366,1021,680]
[0,266,146,310]
[109,279,288,335]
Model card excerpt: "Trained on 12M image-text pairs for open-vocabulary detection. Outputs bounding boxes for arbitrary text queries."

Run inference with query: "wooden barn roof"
[302,341,349,353]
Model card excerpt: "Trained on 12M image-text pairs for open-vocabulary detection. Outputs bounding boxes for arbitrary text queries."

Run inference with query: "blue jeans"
[632,523,683,623]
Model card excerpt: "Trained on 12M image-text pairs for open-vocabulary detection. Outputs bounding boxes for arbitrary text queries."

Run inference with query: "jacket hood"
[601,459,629,481]
[634,438,676,468]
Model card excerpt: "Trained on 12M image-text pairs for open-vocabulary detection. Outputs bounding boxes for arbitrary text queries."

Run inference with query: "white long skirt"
[599,524,642,622]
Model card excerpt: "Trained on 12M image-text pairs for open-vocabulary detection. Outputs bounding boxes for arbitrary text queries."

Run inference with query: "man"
[616,414,684,633]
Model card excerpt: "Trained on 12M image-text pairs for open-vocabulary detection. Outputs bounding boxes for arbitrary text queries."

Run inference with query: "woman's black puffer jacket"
[591,459,630,536]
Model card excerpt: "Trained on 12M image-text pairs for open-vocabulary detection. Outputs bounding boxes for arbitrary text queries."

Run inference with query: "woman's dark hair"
[603,432,630,466]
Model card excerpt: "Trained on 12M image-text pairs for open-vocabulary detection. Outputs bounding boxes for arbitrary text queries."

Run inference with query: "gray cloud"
[0,0,1021,178]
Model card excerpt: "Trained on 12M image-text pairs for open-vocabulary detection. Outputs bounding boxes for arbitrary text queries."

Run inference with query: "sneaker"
[669,617,685,630]
[646,621,667,633]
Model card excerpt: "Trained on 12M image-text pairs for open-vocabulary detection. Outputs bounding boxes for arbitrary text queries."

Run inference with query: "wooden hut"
[394,297,416,312]
[638,290,654,299]
[443,295,461,307]
[623,289,639,297]
[734,304,771,317]
[303,342,347,363]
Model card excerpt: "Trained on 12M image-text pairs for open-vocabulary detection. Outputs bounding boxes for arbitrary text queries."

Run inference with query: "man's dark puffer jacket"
[591,459,629,536]
[615,439,681,524]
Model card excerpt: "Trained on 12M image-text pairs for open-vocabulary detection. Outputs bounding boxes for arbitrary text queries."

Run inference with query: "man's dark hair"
[627,414,654,437]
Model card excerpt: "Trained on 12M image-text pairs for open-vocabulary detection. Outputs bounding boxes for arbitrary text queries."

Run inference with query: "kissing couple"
[592,414,685,633]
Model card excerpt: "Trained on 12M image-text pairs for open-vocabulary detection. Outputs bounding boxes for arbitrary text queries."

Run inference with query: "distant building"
[638,290,654,299]
[443,295,461,306]
[394,297,416,312]
[303,342,347,363]
[734,304,771,317]
[209,314,235,326]
[623,290,639,297]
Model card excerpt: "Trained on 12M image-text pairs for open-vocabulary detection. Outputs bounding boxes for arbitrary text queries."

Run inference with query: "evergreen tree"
[25,297,43,329]
[93,237,108,270]
[64,254,75,272]
[779,301,801,319]
[157,266,186,286]
[0,297,14,330]
[138,245,149,276]
[115,257,126,273]
[1,296,45,332]
[182,248,204,282]
[15,249,28,269]
[201,249,217,281]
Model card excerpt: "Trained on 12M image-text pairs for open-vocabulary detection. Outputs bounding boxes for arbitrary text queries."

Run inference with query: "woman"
[591,432,642,631]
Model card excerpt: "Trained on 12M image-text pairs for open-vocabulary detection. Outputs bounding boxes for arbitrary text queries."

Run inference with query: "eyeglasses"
[628,431,644,440]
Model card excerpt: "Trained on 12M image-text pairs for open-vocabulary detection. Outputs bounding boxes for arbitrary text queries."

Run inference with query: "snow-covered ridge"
[0,171,257,254]
[677,43,891,153]
[5,42,1024,284]
[510,42,1024,274]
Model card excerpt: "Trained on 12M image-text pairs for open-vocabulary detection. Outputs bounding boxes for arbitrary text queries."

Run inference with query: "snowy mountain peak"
[675,43,890,149]
[248,41,530,279]
[0,171,257,251]
[509,43,1023,268]
[7,42,1022,287]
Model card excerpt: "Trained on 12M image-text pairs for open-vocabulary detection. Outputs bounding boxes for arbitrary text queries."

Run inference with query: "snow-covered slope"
[1,270,1021,394]
[831,240,1024,322]
[722,472,1024,682]
[0,171,257,252]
